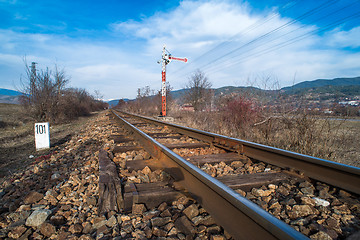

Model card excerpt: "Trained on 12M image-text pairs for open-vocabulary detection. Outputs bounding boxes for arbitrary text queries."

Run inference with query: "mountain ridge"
[281,77,360,91]
[2,76,359,105]
[0,88,23,96]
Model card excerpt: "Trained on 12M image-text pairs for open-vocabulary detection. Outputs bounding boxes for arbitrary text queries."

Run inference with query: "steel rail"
[111,110,307,240]
[116,110,360,196]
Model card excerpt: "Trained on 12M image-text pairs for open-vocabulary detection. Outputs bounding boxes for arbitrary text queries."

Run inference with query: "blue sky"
[1,0,359,100]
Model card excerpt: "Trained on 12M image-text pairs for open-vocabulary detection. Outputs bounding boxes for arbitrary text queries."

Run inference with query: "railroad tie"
[98,149,123,214]
[112,145,142,153]
[123,182,184,213]
[163,142,209,149]
[110,134,134,143]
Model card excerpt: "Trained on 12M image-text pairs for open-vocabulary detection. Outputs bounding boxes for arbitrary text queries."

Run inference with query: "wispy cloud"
[112,0,360,89]
[0,0,359,99]
[326,26,360,48]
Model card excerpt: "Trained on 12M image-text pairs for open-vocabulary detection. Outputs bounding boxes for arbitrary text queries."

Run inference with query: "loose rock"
[39,222,56,237]
[25,209,51,227]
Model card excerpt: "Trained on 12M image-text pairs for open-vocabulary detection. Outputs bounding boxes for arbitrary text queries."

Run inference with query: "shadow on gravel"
[51,134,72,148]
[0,141,35,177]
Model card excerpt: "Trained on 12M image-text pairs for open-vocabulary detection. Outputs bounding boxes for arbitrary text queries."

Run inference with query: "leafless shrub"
[121,84,173,116]
[184,69,212,111]
[20,61,107,123]
[221,95,261,135]
[19,63,68,122]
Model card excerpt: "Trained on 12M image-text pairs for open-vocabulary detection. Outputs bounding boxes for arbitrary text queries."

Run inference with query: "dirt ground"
[0,103,101,180]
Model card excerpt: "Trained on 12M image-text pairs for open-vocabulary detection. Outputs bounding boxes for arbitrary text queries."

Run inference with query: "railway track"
[103,109,360,240]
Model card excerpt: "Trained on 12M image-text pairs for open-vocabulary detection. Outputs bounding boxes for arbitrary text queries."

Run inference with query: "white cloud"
[70,63,159,99]
[326,26,360,48]
[115,1,255,39]
[0,29,155,99]
[113,0,264,59]
[112,0,338,91]
[1,0,359,100]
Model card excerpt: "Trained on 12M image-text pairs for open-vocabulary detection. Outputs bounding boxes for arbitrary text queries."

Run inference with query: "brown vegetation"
[117,84,173,116]
[19,62,107,123]
[170,107,360,167]
[0,103,102,178]
[184,70,212,111]
[114,72,359,167]
[121,89,358,167]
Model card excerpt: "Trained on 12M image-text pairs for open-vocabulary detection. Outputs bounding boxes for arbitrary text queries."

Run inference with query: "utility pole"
[30,62,37,97]
[158,45,187,117]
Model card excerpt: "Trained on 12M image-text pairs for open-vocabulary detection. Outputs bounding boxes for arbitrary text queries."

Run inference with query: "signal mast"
[158,45,187,117]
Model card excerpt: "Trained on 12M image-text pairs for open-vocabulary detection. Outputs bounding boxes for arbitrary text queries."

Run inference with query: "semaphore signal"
[158,45,187,117]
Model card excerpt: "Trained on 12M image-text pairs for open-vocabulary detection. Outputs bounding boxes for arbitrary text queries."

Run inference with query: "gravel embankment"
[0,112,230,239]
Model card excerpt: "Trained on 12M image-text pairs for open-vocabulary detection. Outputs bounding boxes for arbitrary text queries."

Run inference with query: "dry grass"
[329,120,360,167]
[0,103,102,179]
[171,110,360,168]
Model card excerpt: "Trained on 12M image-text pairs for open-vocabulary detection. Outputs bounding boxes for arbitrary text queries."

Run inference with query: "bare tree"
[116,99,127,109]
[124,83,174,116]
[185,69,212,111]
[20,61,107,122]
[94,90,103,100]
[20,61,69,121]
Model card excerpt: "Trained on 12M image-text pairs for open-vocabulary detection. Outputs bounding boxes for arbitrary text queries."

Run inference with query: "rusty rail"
[116,110,360,196]
[111,110,307,240]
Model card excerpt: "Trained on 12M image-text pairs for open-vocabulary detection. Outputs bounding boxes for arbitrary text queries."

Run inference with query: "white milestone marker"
[34,122,50,150]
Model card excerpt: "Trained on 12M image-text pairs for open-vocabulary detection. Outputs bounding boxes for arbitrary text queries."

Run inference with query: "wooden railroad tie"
[110,134,134,143]
[112,142,208,154]
[111,133,183,142]
[164,142,209,149]
[216,172,292,192]
[123,182,184,213]
[98,150,123,214]
[99,149,184,214]
[153,135,183,139]
[187,153,248,166]
[126,153,246,171]
[113,145,143,153]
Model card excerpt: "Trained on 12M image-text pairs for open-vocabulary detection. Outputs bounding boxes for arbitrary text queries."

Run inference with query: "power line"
[172,0,342,81]
[171,0,299,75]
[205,8,360,76]
[189,0,338,74]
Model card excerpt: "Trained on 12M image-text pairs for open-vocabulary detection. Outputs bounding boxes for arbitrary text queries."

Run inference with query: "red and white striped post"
[159,45,187,117]
[161,45,167,116]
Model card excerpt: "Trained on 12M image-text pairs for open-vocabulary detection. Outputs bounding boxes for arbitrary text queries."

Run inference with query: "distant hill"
[170,89,190,100]
[0,88,23,104]
[168,76,360,104]
[0,88,22,96]
[284,85,360,97]
[107,98,130,107]
[282,77,360,92]
[214,86,266,96]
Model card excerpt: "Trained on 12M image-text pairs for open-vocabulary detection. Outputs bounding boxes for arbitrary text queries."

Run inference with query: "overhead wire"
[206,11,360,76]
[171,0,345,81]
[170,0,299,75]
[203,1,360,75]
[183,0,338,76]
